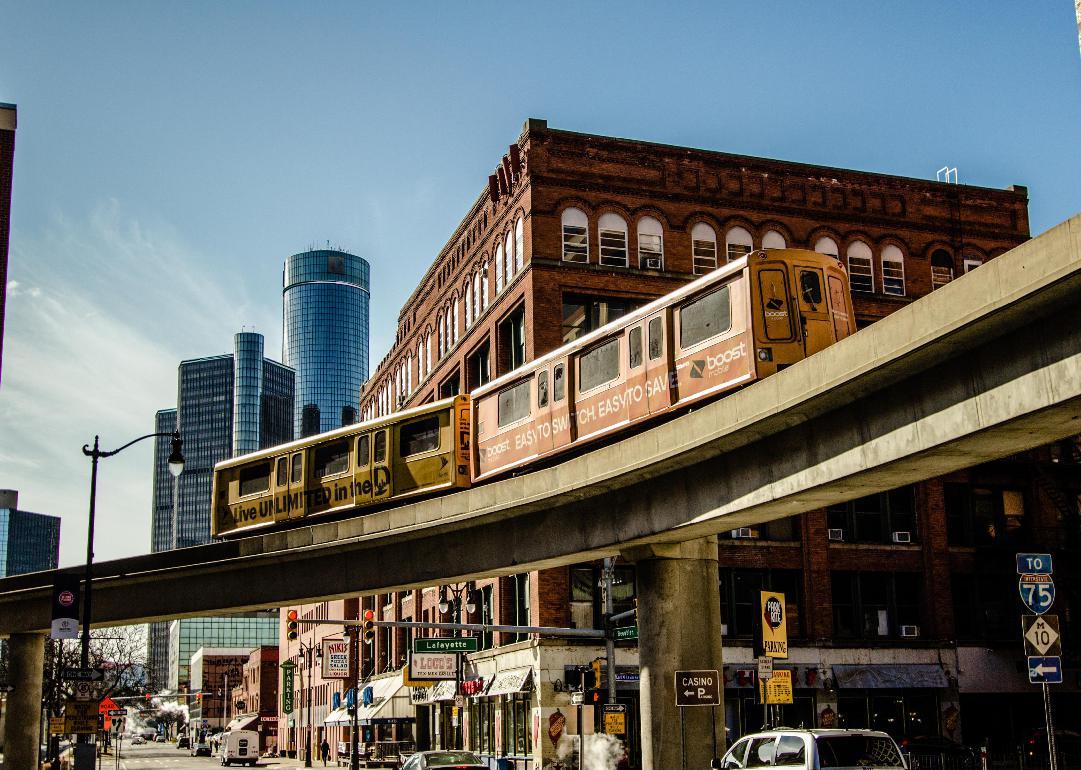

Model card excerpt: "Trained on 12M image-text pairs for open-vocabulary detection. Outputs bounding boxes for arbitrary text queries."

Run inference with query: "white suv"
[719,729,906,769]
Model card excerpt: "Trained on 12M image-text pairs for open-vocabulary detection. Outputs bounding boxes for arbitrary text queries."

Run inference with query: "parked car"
[177,736,190,749]
[190,739,212,757]
[131,735,146,745]
[402,750,488,769]
[154,735,166,743]
[899,736,978,770]
[720,729,906,769]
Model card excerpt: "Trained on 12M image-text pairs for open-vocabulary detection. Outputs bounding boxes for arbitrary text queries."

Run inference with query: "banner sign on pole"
[281,661,295,715]
[760,591,788,658]
[51,575,81,640]
[320,639,352,679]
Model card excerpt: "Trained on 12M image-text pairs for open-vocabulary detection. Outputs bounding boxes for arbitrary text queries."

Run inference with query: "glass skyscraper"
[148,331,294,691]
[166,613,279,692]
[283,249,370,438]
[0,490,59,577]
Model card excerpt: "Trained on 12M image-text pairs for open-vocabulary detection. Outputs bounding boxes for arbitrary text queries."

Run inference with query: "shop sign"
[759,669,793,705]
[321,639,351,679]
[460,678,486,696]
[410,686,435,705]
[760,591,788,658]
[403,664,436,688]
[411,652,457,681]
[281,663,295,715]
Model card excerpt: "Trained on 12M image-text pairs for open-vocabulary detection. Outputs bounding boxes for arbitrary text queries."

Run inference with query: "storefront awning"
[323,707,350,725]
[832,664,948,689]
[224,713,259,733]
[414,680,458,703]
[355,672,415,725]
[484,666,533,697]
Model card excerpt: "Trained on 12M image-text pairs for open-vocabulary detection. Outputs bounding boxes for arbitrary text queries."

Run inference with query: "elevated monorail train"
[212,249,855,538]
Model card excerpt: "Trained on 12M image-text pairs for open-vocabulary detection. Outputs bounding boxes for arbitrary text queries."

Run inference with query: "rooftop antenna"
[936,166,958,184]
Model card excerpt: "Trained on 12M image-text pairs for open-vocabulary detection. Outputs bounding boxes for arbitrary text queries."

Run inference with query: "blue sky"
[1,1,1079,567]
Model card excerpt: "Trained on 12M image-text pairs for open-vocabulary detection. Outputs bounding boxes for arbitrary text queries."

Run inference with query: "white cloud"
[0,202,280,567]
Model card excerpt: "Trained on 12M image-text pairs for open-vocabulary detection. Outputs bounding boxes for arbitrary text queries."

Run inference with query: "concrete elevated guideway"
[3,214,1081,767]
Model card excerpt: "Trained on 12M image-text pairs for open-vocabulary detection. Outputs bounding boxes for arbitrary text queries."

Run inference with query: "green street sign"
[281,664,295,715]
[413,637,479,654]
[614,626,638,641]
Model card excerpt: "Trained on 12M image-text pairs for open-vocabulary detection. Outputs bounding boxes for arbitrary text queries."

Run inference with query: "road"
[100,741,311,770]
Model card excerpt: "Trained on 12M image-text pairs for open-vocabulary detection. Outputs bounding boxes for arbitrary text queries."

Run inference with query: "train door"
[626,324,649,421]
[550,360,574,450]
[644,313,674,413]
[826,270,855,341]
[283,451,305,520]
[534,367,555,456]
[371,427,392,502]
[793,264,835,356]
[751,261,797,374]
[353,433,374,508]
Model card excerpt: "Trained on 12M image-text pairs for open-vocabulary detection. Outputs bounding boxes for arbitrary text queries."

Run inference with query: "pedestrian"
[321,737,330,766]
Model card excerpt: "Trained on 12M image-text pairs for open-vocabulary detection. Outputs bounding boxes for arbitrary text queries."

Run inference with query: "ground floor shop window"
[725,694,816,739]
[468,699,495,755]
[502,694,532,756]
[836,690,937,738]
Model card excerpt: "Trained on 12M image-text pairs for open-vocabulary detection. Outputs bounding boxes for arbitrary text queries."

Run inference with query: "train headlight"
[757,348,773,362]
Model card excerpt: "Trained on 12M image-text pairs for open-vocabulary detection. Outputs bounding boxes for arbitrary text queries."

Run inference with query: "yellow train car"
[212,395,471,538]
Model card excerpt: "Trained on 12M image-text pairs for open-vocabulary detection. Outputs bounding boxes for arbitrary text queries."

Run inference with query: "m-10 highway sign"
[414,637,479,653]
[674,669,720,707]
[1023,615,1062,657]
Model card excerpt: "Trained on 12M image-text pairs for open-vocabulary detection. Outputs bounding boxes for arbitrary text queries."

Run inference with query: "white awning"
[323,707,350,725]
[484,667,533,697]
[355,673,414,725]
[223,713,259,733]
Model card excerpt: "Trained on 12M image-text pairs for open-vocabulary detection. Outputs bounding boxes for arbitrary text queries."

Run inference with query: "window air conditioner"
[828,528,845,542]
[891,531,912,544]
[644,257,662,270]
[900,624,921,638]
[731,527,759,539]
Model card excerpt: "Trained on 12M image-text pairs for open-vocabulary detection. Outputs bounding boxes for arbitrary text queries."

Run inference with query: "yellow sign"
[761,666,795,705]
[604,711,626,734]
[758,669,793,705]
[760,591,788,659]
[65,700,100,734]
[402,664,435,688]
[49,716,66,735]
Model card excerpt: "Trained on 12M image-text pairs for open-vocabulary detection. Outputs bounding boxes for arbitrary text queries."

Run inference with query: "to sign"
[1028,656,1063,684]
[603,704,627,735]
[675,669,721,707]
[411,652,458,681]
[1016,553,1053,575]
[1019,574,1056,615]
[1023,615,1062,657]
[414,637,479,654]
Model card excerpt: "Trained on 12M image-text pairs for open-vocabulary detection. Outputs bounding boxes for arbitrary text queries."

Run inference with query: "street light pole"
[438,583,476,751]
[78,431,183,766]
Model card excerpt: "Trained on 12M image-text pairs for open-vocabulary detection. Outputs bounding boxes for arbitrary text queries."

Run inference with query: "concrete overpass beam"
[625,537,724,770]
[3,632,45,769]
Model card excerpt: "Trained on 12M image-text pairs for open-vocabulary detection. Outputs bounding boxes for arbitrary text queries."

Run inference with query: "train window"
[648,317,663,360]
[291,454,303,484]
[759,269,794,340]
[314,440,350,478]
[401,416,440,457]
[799,270,823,307]
[629,327,643,368]
[498,379,533,427]
[374,431,387,463]
[680,285,732,349]
[357,435,370,466]
[238,462,271,497]
[554,364,565,401]
[538,371,549,408]
[276,457,288,487]
[580,337,620,392]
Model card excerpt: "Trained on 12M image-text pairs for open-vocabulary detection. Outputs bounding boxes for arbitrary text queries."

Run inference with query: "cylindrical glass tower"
[282,249,370,438]
[232,331,264,456]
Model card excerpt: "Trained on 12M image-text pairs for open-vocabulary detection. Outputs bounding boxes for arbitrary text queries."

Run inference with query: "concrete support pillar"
[4,632,46,770]
[624,537,723,770]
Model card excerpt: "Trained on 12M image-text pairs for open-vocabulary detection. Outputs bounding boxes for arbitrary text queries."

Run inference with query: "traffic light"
[591,660,603,691]
[287,609,299,641]
[144,693,151,703]
[361,609,376,644]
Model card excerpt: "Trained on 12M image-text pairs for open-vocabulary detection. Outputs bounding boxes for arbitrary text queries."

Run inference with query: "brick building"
[226,646,280,754]
[285,119,1079,768]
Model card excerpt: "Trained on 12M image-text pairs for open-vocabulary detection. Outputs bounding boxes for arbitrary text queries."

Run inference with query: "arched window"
[515,217,524,272]
[561,207,588,263]
[637,216,664,269]
[725,227,753,262]
[464,280,472,328]
[438,313,445,356]
[598,213,629,267]
[931,249,954,289]
[691,222,717,275]
[481,262,489,310]
[963,255,983,273]
[495,243,504,293]
[881,245,905,296]
[762,230,786,250]
[505,231,514,282]
[473,272,482,321]
[426,333,432,373]
[814,236,839,257]
[417,342,424,381]
[846,241,874,293]
[452,296,460,344]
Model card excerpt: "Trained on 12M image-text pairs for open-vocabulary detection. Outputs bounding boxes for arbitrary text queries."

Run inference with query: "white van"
[219,730,259,766]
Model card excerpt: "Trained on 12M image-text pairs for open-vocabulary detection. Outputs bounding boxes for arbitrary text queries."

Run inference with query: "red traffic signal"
[361,609,376,644]
[287,609,299,641]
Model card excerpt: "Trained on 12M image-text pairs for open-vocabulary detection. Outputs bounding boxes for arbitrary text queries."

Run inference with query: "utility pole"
[602,558,618,704]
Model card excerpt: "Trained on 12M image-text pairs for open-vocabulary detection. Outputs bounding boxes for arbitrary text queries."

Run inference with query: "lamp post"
[437,583,476,750]
[78,431,182,763]
[298,639,322,768]
[343,616,361,770]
